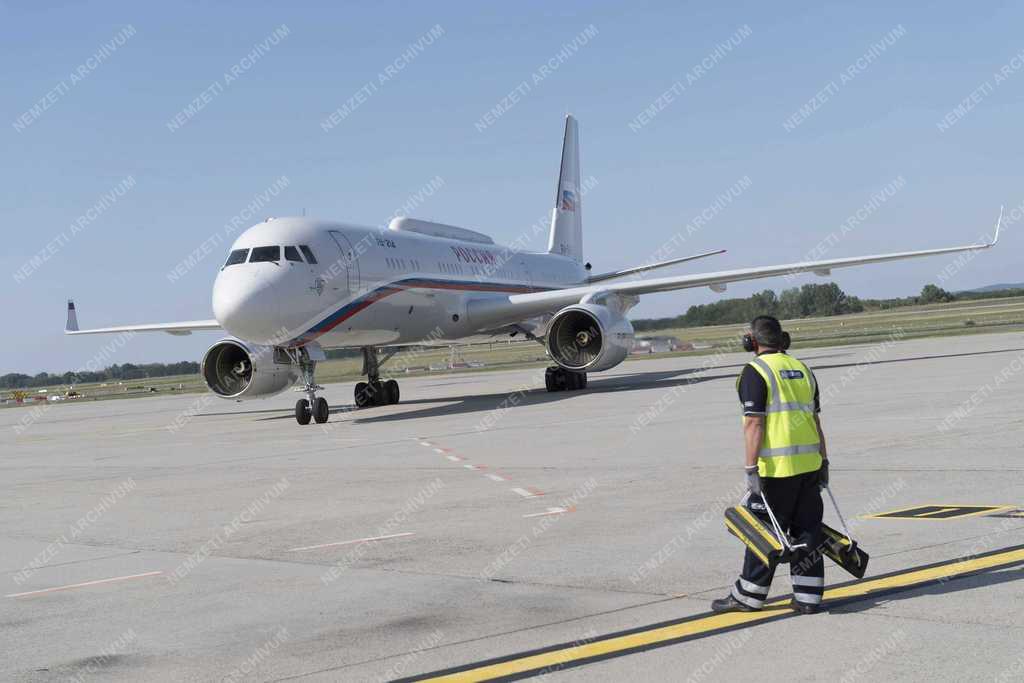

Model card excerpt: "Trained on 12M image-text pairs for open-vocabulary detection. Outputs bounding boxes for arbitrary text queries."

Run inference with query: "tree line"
[1,361,200,390]
[632,282,1023,331]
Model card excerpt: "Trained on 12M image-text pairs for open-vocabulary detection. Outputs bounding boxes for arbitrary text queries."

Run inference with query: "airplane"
[66,115,1002,425]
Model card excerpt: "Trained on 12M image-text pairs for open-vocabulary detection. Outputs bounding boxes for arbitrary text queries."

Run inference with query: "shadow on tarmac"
[204,345,1024,422]
[826,564,1024,615]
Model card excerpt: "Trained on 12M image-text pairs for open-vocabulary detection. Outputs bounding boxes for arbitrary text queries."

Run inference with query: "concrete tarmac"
[3,331,1024,681]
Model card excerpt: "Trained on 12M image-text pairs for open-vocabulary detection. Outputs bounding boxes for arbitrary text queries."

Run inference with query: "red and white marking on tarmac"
[5,570,163,598]
[522,506,576,518]
[287,532,415,552]
[511,487,545,499]
[415,438,553,508]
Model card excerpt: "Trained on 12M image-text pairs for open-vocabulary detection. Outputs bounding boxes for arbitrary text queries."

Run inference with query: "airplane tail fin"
[66,300,79,332]
[547,115,583,263]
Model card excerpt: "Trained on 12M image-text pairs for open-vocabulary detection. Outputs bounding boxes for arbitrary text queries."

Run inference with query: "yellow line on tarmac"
[407,545,1024,682]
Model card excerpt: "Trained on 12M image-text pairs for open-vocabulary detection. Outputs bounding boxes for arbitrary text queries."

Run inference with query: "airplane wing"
[585,249,727,283]
[469,211,1002,329]
[64,300,221,337]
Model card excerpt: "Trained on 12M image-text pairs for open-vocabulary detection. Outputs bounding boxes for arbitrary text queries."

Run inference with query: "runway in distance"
[66,116,1001,424]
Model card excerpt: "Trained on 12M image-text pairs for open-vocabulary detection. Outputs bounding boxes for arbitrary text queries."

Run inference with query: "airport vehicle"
[66,116,1001,424]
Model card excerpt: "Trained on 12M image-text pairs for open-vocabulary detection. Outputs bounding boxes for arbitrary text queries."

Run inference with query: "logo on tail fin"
[561,190,575,212]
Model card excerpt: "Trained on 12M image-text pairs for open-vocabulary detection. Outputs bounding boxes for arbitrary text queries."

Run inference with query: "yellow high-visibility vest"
[740,352,822,478]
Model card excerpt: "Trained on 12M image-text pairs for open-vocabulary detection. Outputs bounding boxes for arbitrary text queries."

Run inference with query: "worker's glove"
[745,465,762,496]
[818,459,830,489]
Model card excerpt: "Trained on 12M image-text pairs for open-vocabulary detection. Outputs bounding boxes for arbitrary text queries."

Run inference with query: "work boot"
[711,595,758,613]
[789,599,820,615]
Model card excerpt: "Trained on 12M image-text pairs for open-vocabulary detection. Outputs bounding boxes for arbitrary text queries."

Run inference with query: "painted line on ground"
[5,570,164,598]
[862,503,1014,520]
[446,455,464,463]
[485,473,507,482]
[288,532,415,552]
[398,543,1024,682]
[522,506,575,518]
[511,487,544,499]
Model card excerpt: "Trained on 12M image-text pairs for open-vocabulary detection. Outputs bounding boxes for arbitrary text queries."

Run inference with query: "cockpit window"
[299,245,317,264]
[224,249,249,267]
[250,246,281,263]
[284,246,303,262]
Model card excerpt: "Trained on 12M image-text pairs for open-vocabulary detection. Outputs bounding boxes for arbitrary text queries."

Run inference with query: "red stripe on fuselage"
[292,279,554,345]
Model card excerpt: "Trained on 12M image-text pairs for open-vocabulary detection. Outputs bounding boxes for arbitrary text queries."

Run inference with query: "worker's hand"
[818,459,829,489]
[745,465,762,495]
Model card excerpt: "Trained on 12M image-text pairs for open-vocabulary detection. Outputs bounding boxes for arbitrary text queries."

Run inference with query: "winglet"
[990,205,1003,246]
[66,299,79,332]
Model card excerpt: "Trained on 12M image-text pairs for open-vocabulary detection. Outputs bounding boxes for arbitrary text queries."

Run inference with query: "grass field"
[645,295,1024,351]
[5,295,1023,407]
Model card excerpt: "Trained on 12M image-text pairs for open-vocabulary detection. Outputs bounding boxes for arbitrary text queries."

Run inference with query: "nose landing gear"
[290,346,402,423]
[293,347,330,425]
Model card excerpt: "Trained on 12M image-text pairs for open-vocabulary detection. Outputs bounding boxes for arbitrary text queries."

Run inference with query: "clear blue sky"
[3,1,1021,374]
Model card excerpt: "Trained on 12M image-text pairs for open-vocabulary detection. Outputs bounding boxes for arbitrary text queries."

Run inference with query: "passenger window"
[224,249,249,267]
[250,246,280,262]
[284,246,303,262]
[299,245,318,264]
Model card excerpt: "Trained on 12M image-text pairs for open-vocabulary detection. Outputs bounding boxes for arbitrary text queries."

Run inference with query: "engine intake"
[546,304,634,372]
[201,338,299,400]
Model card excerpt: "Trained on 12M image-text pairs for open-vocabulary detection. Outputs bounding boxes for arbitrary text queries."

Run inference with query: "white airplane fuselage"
[213,217,585,350]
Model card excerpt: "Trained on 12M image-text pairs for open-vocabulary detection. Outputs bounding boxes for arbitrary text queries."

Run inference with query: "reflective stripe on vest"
[745,354,822,478]
[758,443,821,457]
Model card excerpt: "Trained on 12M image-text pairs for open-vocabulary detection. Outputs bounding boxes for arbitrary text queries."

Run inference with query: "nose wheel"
[296,396,330,424]
[292,349,330,425]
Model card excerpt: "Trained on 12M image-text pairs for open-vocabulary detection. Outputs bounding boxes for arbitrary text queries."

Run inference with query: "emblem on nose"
[310,278,325,296]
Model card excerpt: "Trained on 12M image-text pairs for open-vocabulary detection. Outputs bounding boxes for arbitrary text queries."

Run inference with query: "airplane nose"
[213,269,282,344]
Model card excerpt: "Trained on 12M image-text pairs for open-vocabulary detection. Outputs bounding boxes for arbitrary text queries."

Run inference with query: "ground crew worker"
[712,315,829,615]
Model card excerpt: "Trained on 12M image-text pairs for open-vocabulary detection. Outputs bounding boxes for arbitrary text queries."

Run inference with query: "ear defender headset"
[741,328,792,352]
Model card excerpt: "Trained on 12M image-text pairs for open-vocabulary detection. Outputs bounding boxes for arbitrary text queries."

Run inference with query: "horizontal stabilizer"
[64,299,220,336]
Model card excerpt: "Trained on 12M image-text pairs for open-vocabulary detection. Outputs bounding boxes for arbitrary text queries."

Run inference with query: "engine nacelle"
[545,304,635,373]
[201,338,299,400]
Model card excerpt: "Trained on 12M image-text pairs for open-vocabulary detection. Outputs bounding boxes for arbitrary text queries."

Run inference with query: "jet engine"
[201,338,299,400]
[545,304,635,373]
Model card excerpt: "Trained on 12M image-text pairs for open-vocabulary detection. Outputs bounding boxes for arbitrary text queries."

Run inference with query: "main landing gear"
[354,347,401,408]
[294,348,330,425]
[544,366,588,392]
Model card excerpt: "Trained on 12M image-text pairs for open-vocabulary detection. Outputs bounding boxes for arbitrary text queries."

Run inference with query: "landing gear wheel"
[384,379,400,405]
[545,367,587,392]
[313,396,330,424]
[295,398,311,425]
[545,367,558,392]
[371,382,387,407]
[354,382,370,408]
